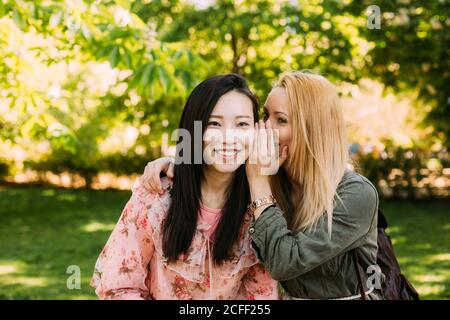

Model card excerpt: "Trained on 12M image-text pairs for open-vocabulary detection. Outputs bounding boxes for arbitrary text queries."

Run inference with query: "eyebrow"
[209,115,252,119]
[263,106,288,117]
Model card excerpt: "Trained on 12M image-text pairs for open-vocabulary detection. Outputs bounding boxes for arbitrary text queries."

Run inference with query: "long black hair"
[162,73,259,264]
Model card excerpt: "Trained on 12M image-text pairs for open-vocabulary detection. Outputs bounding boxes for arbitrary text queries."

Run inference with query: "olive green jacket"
[249,170,384,299]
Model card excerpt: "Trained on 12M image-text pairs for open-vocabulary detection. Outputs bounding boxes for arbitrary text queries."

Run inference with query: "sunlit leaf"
[108,46,120,68]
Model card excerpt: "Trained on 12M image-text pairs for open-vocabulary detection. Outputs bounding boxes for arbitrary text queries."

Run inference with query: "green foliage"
[0,158,9,179]
[155,0,367,96]
[0,0,209,180]
[0,0,448,181]
[344,0,450,147]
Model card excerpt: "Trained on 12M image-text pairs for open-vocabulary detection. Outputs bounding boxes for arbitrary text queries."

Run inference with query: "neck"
[201,166,234,209]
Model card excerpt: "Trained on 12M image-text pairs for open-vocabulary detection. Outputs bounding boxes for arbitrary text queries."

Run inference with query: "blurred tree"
[154,0,368,97]
[0,0,448,186]
[0,0,209,185]
[344,0,449,147]
[151,0,448,146]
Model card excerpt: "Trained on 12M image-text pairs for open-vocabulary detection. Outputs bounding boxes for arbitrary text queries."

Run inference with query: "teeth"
[216,150,239,157]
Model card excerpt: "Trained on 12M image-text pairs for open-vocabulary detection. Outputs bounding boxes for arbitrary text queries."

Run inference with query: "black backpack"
[352,209,420,300]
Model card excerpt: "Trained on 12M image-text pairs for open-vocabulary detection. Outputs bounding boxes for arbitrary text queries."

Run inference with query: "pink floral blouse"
[90,177,279,300]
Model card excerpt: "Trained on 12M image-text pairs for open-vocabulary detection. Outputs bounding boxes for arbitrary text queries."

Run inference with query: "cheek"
[203,128,222,143]
[278,127,292,148]
[230,129,253,165]
[202,139,210,153]
[241,129,254,153]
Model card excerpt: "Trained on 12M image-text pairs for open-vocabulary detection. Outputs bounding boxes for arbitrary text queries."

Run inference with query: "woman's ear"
[280,146,289,165]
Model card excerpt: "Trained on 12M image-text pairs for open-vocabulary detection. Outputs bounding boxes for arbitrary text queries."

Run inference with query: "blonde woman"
[141,71,383,300]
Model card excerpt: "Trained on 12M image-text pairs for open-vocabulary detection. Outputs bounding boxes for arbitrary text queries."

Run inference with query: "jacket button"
[248,227,255,234]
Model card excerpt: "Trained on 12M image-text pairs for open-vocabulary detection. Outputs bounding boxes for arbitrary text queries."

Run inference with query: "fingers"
[272,124,280,156]
[141,161,163,194]
[266,120,275,156]
[142,163,154,192]
[139,173,150,191]
[250,122,259,162]
[247,119,286,177]
[166,162,174,179]
[258,120,268,161]
[151,163,164,194]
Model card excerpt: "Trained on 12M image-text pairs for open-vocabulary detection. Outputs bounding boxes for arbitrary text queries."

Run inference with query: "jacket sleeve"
[90,185,156,300]
[250,177,378,281]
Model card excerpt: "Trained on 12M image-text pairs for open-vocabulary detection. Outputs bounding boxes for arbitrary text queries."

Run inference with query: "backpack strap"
[377,209,388,229]
[351,249,367,300]
[349,209,387,300]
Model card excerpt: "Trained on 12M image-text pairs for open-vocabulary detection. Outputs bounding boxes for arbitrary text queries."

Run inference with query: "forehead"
[211,90,254,116]
[265,87,289,110]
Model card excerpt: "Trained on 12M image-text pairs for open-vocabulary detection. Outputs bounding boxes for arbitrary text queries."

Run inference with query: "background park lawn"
[0,185,448,300]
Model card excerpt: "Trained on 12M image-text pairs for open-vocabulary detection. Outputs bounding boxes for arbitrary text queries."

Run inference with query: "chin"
[211,163,243,173]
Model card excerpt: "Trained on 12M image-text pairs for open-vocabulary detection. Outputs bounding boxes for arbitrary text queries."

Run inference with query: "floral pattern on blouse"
[90,177,279,300]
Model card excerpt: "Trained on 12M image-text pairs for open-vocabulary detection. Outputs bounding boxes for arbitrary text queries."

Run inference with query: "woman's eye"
[237,122,250,127]
[207,121,221,127]
[278,118,288,124]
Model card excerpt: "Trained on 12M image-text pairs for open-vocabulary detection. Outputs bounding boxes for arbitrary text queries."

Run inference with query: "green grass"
[0,185,448,299]
[0,185,131,300]
[379,200,450,300]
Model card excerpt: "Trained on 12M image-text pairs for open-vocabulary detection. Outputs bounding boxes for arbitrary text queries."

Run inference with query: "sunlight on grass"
[397,256,415,266]
[0,260,50,288]
[1,276,50,287]
[411,243,433,250]
[0,260,27,275]
[42,190,56,197]
[415,274,446,282]
[428,253,450,262]
[57,194,86,202]
[415,284,446,297]
[81,221,115,233]
[391,236,408,246]
[420,254,450,266]
[385,225,402,235]
[70,294,97,300]
[56,194,79,202]
[0,265,18,275]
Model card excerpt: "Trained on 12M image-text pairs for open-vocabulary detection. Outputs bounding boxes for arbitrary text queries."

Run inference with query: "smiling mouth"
[215,149,241,159]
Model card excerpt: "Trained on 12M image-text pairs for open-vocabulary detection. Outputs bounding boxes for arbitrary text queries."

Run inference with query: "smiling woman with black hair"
[90,73,278,300]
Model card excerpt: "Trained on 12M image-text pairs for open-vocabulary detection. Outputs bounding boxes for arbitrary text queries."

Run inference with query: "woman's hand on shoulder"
[139,157,175,194]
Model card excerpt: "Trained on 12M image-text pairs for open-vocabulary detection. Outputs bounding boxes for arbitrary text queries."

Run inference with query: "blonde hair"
[271,71,348,236]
